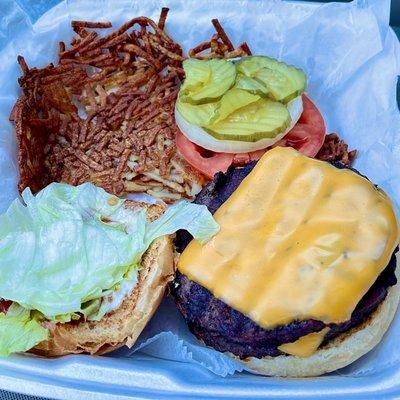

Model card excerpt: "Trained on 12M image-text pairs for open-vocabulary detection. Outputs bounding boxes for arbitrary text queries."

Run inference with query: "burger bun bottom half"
[31,202,174,356]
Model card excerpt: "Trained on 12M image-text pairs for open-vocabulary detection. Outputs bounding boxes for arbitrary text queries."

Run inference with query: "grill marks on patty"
[173,162,398,359]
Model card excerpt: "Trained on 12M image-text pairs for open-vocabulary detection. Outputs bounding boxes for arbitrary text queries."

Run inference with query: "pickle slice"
[205,98,290,142]
[177,88,260,127]
[176,97,220,126]
[233,73,269,97]
[181,58,236,104]
[237,56,306,103]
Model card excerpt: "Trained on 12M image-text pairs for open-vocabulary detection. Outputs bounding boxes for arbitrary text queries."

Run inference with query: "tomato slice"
[274,123,322,157]
[0,300,12,314]
[274,95,326,157]
[176,94,326,178]
[232,149,266,166]
[176,130,234,179]
[298,95,325,129]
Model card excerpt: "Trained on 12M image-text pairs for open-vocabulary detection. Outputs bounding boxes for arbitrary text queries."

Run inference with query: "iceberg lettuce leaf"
[0,183,219,319]
[0,304,48,356]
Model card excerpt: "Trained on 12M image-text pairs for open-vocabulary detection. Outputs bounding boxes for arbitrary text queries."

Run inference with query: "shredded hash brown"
[316,133,357,167]
[11,10,250,202]
[189,19,251,59]
[11,11,251,201]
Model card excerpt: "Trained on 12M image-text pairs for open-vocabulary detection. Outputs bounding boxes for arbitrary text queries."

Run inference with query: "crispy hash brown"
[11,10,201,201]
[189,18,251,59]
[10,12,250,200]
[316,133,357,167]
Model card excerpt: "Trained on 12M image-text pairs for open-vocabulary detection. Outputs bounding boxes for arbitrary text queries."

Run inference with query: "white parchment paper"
[0,0,399,377]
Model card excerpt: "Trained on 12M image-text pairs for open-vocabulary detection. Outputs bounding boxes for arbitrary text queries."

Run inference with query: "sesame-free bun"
[239,256,400,377]
[31,201,174,356]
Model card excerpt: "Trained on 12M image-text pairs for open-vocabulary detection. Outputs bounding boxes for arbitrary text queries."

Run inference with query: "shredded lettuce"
[0,182,219,320]
[0,304,48,356]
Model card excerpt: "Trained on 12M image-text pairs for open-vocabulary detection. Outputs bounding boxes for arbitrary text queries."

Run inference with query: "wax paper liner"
[0,0,399,377]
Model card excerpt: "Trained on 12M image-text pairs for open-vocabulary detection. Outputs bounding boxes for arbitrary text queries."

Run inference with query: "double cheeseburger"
[173,147,399,377]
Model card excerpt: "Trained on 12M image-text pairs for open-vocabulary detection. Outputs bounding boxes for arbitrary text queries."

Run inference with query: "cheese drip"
[278,328,330,357]
[178,147,399,335]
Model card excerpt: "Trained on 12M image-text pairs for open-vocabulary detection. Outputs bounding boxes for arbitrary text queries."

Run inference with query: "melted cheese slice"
[278,328,330,357]
[178,147,399,332]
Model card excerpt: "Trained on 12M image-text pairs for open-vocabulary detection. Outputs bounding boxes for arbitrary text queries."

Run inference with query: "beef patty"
[173,162,398,359]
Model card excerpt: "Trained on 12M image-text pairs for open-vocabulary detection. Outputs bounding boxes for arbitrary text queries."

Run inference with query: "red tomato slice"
[176,130,234,179]
[232,149,266,166]
[298,95,325,129]
[0,300,12,314]
[274,95,326,157]
[176,94,326,177]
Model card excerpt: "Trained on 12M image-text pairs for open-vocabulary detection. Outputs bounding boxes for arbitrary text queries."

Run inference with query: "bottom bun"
[238,259,400,377]
[31,229,174,356]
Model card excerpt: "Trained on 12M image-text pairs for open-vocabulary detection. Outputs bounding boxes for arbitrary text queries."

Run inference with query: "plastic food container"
[0,0,399,398]
[1,352,400,399]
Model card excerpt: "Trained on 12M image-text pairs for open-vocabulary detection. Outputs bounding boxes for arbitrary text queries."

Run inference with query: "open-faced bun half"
[31,201,175,356]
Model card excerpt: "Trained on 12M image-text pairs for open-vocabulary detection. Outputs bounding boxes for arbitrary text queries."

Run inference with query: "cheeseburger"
[173,147,399,377]
[0,182,217,356]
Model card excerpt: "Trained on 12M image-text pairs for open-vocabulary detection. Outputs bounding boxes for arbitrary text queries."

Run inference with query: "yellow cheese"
[278,328,330,358]
[178,147,399,334]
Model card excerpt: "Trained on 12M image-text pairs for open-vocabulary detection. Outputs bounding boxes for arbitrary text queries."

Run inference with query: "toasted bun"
[31,201,174,356]
[238,256,400,377]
